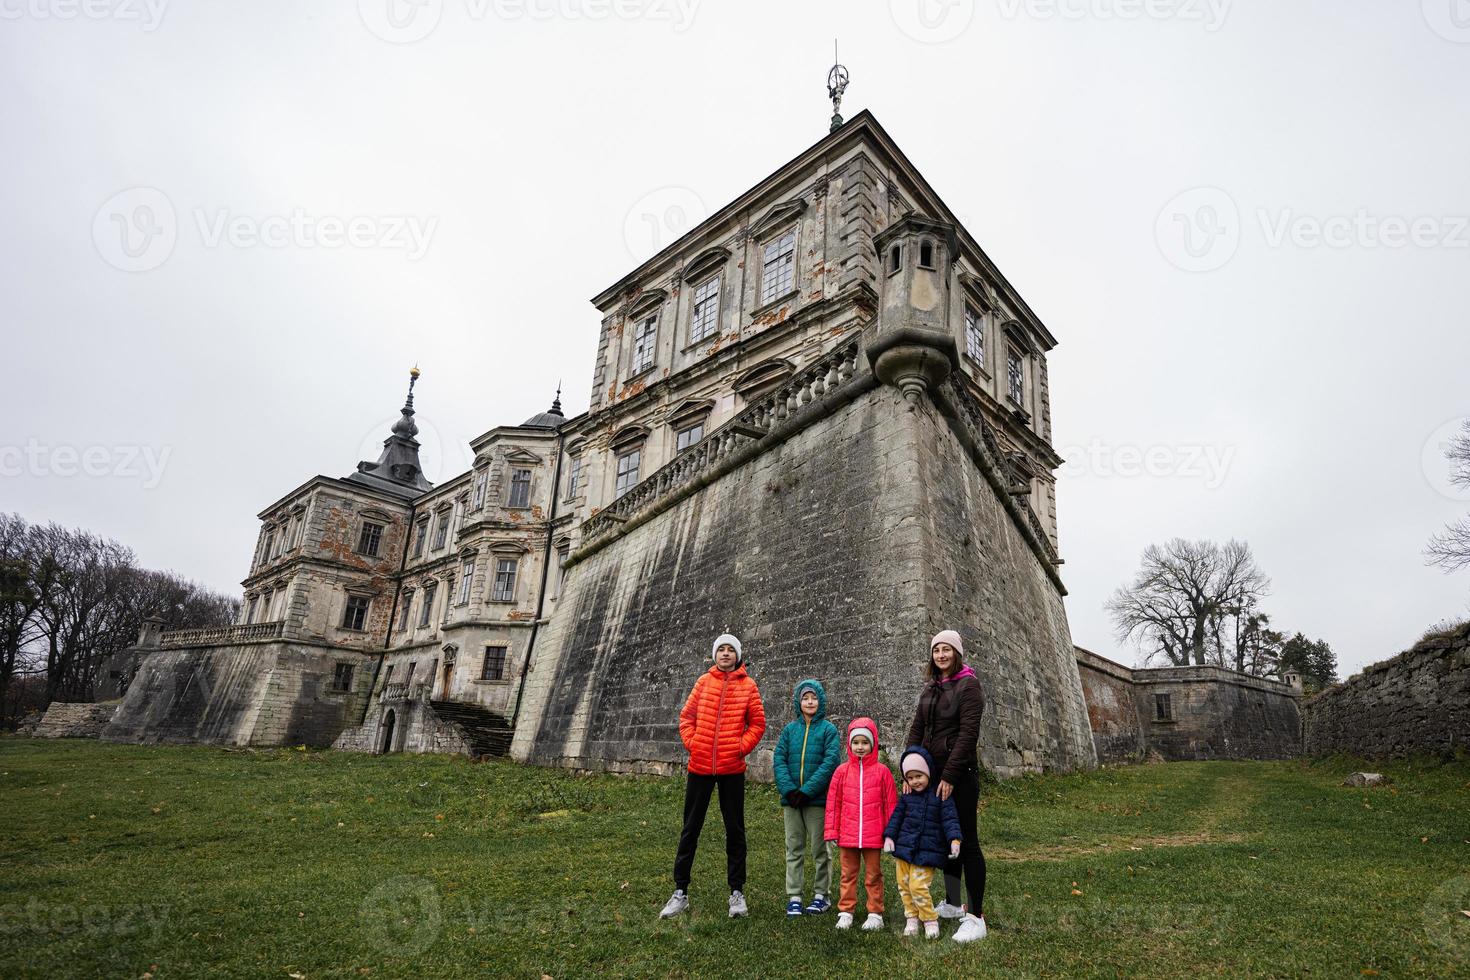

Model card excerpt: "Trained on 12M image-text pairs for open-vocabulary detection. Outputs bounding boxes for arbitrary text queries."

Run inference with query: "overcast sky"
[4,0,1467,678]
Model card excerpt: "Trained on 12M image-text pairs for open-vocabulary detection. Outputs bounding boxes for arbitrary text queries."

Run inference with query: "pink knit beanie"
[931,630,965,657]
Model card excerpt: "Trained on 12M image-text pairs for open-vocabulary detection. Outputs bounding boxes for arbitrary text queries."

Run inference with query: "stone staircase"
[428,700,514,758]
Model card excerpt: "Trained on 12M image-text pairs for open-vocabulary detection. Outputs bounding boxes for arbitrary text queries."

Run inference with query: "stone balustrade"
[158,621,284,649]
[582,340,862,545]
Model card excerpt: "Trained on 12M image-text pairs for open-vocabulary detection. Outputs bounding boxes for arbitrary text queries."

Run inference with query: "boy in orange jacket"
[659,633,767,920]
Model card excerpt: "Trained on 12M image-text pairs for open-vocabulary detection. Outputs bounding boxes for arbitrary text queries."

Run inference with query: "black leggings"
[942,769,986,913]
[672,772,746,892]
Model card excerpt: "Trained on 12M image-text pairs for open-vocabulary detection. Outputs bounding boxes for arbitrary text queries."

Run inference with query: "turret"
[866,214,961,405]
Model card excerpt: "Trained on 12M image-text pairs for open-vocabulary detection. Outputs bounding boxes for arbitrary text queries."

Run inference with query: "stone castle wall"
[1302,623,1470,758]
[1074,648,1147,763]
[102,639,375,748]
[511,375,1096,779]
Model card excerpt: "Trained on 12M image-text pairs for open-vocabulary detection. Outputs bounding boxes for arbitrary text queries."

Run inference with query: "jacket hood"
[939,664,977,685]
[791,679,827,718]
[846,715,880,757]
[706,662,749,681]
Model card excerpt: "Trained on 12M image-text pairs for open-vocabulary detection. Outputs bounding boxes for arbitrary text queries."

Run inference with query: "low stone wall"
[1074,648,1302,763]
[34,702,120,739]
[102,641,376,748]
[333,699,474,757]
[1302,623,1470,758]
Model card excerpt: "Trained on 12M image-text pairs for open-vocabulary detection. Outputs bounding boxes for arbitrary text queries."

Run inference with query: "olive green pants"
[783,804,832,899]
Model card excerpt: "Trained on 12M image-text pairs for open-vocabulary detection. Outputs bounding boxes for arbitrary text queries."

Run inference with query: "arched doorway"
[380,709,397,754]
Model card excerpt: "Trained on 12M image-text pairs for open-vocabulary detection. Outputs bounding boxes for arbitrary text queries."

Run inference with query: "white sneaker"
[902,916,919,937]
[835,912,854,930]
[728,890,747,918]
[862,913,884,931]
[924,920,940,939]
[659,889,689,919]
[935,901,966,920]
[952,913,987,943]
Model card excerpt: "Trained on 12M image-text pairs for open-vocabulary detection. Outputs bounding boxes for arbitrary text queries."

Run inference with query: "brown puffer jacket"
[905,665,985,785]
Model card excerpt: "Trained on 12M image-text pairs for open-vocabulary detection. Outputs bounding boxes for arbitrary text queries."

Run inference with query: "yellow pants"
[895,859,937,922]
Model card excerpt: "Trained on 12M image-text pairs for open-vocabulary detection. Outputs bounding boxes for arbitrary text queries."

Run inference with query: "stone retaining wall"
[1302,623,1470,758]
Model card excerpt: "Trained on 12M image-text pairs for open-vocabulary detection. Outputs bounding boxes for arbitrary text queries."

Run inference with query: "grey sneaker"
[935,901,966,920]
[728,890,748,918]
[659,889,689,919]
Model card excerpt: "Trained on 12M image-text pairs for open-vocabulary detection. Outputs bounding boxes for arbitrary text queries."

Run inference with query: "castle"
[99,108,1300,775]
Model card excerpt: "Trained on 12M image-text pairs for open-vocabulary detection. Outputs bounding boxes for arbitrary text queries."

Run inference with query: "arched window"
[887,244,902,275]
[918,240,935,269]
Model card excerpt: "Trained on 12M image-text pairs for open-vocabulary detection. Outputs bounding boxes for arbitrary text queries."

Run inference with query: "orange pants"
[837,847,884,915]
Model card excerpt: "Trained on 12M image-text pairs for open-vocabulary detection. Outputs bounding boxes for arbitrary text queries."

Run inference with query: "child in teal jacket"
[773,679,841,917]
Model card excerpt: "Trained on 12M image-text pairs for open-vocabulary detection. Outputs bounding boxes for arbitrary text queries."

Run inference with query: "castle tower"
[868,213,961,404]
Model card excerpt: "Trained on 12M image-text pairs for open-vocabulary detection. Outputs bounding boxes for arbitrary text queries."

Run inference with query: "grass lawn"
[1,740,1467,978]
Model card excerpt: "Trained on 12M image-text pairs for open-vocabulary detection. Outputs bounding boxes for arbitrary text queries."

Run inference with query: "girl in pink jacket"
[823,717,898,931]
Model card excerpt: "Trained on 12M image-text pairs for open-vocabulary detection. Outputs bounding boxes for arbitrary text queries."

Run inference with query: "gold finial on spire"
[410,364,421,380]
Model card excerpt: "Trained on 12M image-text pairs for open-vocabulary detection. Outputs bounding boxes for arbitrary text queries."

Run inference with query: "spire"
[346,367,434,498]
[827,42,850,133]
[551,381,564,417]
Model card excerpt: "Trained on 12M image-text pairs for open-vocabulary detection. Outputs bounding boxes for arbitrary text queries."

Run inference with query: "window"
[553,545,570,599]
[342,595,370,631]
[457,560,474,603]
[508,468,532,508]
[675,423,704,452]
[397,588,413,630]
[418,582,437,627]
[566,454,583,499]
[1155,693,1173,721]
[243,596,257,625]
[492,559,518,602]
[690,275,720,343]
[433,512,450,550]
[270,528,282,558]
[887,244,902,275]
[965,306,985,366]
[919,240,935,269]
[331,662,354,693]
[441,577,454,622]
[760,230,796,302]
[357,521,384,558]
[615,449,640,498]
[481,645,507,681]
[632,315,657,374]
[260,531,275,565]
[405,661,416,683]
[1007,348,1025,406]
[411,518,428,558]
[472,471,487,509]
[383,664,394,686]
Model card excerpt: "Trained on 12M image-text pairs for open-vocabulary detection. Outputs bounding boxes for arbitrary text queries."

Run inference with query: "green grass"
[1,740,1467,978]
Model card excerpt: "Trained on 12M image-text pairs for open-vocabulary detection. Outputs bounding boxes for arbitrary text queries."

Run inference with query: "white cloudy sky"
[3,0,1467,678]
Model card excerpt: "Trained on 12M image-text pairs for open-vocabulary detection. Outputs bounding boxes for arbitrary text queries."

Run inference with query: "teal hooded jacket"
[772,679,841,807]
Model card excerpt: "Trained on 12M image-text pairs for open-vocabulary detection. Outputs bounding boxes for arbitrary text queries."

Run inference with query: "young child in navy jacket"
[882,746,962,938]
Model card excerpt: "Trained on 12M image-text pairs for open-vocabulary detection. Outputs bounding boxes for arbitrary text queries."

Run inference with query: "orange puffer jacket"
[679,664,767,776]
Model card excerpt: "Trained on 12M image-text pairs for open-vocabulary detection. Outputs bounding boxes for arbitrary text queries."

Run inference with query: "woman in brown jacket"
[905,629,987,943]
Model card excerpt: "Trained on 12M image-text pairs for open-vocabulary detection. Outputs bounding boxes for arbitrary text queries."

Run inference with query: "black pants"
[672,772,746,892]
[943,768,987,913]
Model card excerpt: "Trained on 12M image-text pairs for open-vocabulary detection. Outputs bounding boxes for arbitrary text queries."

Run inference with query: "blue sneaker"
[804,895,831,915]
[786,898,804,918]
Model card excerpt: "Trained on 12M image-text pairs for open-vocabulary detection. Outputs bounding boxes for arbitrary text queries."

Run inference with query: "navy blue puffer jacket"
[882,746,963,869]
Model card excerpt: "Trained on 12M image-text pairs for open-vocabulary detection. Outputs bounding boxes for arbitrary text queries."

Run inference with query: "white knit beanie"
[848,726,875,748]
[712,633,743,664]
[931,630,965,658]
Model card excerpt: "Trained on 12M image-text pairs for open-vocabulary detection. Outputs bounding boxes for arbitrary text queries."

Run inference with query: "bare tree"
[1427,420,1470,573]
[1107,538,1271,669]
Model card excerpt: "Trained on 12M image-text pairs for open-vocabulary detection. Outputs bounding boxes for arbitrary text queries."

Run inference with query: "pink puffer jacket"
[823,716,898,849]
